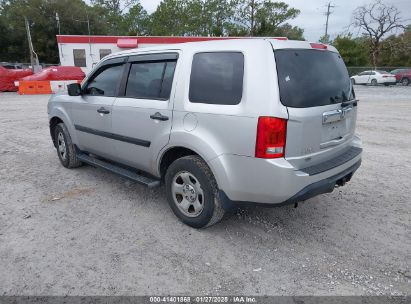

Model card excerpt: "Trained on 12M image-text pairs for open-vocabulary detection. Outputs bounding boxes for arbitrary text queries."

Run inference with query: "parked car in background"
[1,62,23,69]
[48,39,362,228]
[350,70,397,86]
[390,68,411,86]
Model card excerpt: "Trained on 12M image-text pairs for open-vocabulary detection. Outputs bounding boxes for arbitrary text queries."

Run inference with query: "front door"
[71,60,126,159]
[111,52,179,174]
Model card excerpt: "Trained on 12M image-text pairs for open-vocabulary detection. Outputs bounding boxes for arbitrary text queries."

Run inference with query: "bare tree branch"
[351,0,405,67]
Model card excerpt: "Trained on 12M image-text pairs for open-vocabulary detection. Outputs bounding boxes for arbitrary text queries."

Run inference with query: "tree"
[0,0,110,63]
[271,23,304,40]
[233,0,300,37]
[379,26,411,67]
[204,0,236,36]
[332,35,369,66]
[123,2,150,35]
[352,0,406,68]
[149,0,236,36]
[149,0,188,35]
[91,0,142,35]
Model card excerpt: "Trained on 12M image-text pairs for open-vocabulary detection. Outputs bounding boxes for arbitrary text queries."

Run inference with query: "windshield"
[274,49,352,108]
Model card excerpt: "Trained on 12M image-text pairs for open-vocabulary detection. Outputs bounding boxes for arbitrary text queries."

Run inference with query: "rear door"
[273,47,357,169]
[110,52,178,174]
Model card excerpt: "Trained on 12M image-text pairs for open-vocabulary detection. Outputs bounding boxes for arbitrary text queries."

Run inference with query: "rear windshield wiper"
[341,99,358,107]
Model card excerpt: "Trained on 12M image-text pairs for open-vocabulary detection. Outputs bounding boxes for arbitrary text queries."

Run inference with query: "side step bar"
[77,152,160,188]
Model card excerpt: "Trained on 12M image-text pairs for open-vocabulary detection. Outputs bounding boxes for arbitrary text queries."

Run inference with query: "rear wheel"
[54,123,82,168]
[371,79,378,86]
[401,78,410,86]
[165,155,225,228]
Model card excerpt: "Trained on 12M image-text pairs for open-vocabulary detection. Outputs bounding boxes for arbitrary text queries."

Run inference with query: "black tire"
[165,155,225,228]
[54,123,82,168]
[384,83,390,86]
[401,78,410,86]
[371,79,378,86]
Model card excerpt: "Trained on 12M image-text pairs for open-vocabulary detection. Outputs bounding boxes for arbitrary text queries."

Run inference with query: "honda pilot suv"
[48,39,362,228]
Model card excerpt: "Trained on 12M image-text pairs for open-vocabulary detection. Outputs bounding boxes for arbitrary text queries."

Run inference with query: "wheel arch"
[157,143,222,186]
[49,116,64,147]
[158,146,201,179]
[48,106,78,147]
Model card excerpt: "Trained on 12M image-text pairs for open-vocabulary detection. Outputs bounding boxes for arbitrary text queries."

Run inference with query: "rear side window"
[84,64,124,97]
[189,52,244,105]
[275,49,351,108]
[125,61,176,100]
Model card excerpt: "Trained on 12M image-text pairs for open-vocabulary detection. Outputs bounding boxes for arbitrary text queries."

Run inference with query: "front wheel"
[54,123,82,168]
[401,78,410,86]
[351,78,356,85]
[165,155,225,228]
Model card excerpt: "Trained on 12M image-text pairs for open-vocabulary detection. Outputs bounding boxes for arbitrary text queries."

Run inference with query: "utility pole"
[56,12,63,64]
[56,12,61,35]
[324,2,335,43]
[24,17,41,73]
[72,12,93,65]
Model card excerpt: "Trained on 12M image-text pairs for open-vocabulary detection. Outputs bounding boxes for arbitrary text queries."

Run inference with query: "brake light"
[310,43,327,50]
[255,117,287,158]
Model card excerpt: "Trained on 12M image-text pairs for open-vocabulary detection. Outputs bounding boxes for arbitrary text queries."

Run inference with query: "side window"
[358,72,366,76]
[99,49,112,60]
[73,49,86,67]
[189,52,244,105]
[125,61,176,100]
[369,72,376,75]
[84,64,124,97]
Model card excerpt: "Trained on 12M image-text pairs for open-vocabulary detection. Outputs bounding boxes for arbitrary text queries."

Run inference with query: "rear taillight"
[255,117,287,159]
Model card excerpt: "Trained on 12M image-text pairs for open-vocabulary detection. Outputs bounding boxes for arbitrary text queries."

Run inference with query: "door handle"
[97,107,110,114]
[150,112,169,121]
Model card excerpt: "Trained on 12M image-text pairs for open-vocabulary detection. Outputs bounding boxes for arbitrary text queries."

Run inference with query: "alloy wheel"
[57,132,67,160]
[171,171,204,217]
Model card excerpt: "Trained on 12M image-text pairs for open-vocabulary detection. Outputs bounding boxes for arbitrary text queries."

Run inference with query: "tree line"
[0,0,410,67]
[0,0,304,64]
[333,27,411,68]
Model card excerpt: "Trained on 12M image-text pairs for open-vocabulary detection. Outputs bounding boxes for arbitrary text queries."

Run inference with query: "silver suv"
[48,39,362,228]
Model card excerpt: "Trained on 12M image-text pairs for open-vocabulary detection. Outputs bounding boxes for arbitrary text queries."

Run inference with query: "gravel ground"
[0,85,410,296]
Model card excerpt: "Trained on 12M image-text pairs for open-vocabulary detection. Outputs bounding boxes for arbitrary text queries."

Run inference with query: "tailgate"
[273,47,358,169]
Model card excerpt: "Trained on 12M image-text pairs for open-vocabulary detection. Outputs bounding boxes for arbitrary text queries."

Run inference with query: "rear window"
[275,49,352,108]
[189,52,244,105]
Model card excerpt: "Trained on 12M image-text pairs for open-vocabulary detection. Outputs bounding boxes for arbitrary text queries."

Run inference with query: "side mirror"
[67,83,82,96]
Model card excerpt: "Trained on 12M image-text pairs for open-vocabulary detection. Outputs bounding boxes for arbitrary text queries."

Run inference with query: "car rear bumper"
[209,136,362,208]
[218,160,361,210]
[380,78,397,84]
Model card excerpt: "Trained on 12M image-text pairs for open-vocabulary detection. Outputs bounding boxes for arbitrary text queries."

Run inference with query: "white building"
[57,35,235,73]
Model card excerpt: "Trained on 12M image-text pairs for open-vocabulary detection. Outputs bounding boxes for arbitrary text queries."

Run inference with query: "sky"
[139,0,411,41]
